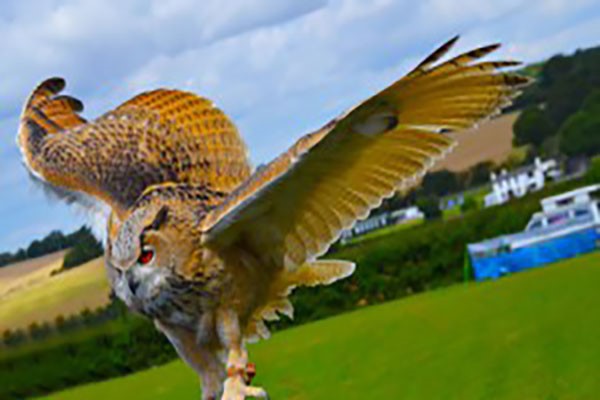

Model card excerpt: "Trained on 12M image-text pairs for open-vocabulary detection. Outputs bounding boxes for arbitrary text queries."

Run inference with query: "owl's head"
[106,204,198,314]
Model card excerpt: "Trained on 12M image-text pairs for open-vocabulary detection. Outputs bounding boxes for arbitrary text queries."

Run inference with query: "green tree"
[460,196,479,213]
[465,162,493,188]
[421,170,462,197]
[511,46,600,132]
[62,227,103,270]
[582,89,600,110]
[26,239,44,258]
[513,106,555,147]
[583,157,600,184]
[558,91,600,157]
[55,315,67,332]
[2,328,26,346]
[558,111,600,157]
[416,196,441,220]
[0,252,12,267]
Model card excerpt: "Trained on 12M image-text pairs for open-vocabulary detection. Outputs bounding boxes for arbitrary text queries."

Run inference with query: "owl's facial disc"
[109,202,201,326]
[109,204,178,308]
[109,205,168,270]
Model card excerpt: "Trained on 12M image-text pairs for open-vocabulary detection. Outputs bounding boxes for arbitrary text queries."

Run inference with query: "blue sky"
[1,0,600,252]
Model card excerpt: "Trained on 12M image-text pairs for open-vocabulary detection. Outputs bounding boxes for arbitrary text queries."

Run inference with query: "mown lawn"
[44,251,600,400]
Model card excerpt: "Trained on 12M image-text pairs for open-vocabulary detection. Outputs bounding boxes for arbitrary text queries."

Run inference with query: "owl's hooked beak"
[126,269,141,294]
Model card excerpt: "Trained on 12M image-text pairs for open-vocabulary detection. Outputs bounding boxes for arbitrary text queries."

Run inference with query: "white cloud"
[0,0,327,117]
[1,0,600,250]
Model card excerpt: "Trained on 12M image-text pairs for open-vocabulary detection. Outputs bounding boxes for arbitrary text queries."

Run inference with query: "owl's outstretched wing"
[17,80,251,218]
[200,37,530,269]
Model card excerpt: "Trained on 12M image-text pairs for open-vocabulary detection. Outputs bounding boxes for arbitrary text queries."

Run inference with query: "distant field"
[434,112,518,172]
[45,251,600,400]
[0,257,110,331]
[0,251,67,297]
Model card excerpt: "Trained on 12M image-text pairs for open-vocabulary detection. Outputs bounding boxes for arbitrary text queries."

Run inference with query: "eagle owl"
[15,36,527,399]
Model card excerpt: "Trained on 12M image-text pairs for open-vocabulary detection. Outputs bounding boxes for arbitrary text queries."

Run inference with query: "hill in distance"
[0,254,110,331]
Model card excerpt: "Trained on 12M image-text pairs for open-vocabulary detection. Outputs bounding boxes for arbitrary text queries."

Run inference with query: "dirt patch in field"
[433,112,518,172]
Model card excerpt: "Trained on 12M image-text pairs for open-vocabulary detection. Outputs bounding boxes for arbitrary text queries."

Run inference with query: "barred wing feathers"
[17,81,251,218]
[201,38,530,271]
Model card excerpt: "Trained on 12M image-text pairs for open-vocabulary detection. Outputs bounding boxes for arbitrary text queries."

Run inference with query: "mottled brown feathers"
[117,89,251,191]
[18,82,251,219]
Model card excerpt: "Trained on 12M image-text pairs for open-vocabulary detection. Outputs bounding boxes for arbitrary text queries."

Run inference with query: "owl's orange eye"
[138,245,155,265]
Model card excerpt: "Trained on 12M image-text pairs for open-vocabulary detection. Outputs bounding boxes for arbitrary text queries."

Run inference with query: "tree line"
[1,303,122,348]
[0,226,103,270]
[513,45,600,158]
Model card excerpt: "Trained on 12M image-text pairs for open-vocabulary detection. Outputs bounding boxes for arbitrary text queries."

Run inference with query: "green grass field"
[44,251,600,400]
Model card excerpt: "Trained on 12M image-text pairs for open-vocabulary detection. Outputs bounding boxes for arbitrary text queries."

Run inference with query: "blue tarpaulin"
[469,227,600,281]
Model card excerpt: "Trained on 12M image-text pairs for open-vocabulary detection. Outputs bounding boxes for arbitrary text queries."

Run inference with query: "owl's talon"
[245,362,256,384]
[221,367,268,400]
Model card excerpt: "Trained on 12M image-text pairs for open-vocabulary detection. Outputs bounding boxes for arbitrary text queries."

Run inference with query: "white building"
[340,206,424,243]
[540,183,600,214]
[389,206,424,222]
[484,158,561,207]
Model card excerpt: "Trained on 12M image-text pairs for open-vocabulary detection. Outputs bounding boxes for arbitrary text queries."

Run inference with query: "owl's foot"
[221,364,268,400]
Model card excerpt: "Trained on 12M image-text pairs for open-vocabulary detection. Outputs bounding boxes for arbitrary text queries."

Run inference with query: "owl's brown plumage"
[20,83,251,218]
[15,37,529,399]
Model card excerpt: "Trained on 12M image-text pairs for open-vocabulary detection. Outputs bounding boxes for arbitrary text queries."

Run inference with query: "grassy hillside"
[0,251,66,299]
[45,251,600,400]
[0,257,110,331]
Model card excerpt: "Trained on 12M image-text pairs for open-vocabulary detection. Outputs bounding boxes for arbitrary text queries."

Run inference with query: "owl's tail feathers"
[261,260,356,320]
[244,260,355,343]
[284,260,356,289]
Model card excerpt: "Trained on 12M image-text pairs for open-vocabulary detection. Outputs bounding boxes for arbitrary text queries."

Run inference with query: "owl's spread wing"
[200,37,529,269]
[17,81,251,218]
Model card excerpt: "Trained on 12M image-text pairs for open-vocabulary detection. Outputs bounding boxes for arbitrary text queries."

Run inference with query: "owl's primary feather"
[15,37,529,400]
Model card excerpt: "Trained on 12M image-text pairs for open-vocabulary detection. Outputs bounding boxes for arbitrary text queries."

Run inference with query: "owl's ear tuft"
[146,206,169,231]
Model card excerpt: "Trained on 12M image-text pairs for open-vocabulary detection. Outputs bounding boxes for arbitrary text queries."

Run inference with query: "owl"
[15,36,527,399]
